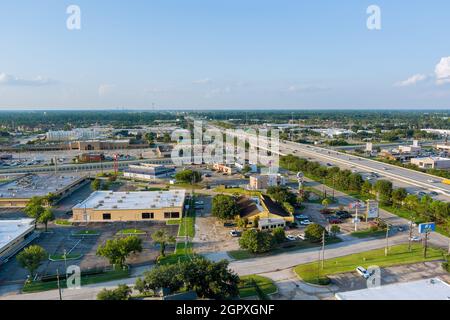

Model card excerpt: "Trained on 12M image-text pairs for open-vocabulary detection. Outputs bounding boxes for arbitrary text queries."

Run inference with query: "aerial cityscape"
[1,0,450,311]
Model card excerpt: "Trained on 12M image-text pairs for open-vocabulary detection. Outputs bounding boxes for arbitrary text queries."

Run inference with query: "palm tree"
[151,230,176,257]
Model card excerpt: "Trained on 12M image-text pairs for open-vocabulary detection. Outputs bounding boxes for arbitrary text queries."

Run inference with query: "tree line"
[280,154,450,234]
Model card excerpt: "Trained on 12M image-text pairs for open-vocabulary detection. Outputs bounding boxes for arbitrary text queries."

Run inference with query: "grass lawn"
[54,219,72,226]
[72,230,100,236]
[238,275,277,298]
[228,237,342,260]
[178,198,196,238]
[350,229,386,238]
[213,186,262,197]
[158,242,193,265]
[48,253,83,261]
[22,268,130,293]
[116,229,146,235]
[294,244,444,285]
[166,219,181,225]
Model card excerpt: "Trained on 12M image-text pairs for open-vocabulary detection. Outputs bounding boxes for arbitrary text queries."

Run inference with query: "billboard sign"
[366,200,379,219]
[418,222,435,234]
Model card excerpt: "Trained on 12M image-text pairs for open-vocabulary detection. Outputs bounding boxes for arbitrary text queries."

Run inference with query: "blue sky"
[0,0,449,109]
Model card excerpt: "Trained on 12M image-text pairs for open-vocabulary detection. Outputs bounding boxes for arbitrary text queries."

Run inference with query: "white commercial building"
[335,278,450,300]
[0,219,36,265]
[411,156,450,169]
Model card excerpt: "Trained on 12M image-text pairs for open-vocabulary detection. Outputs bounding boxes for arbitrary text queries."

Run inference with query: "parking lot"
[0,220,178,285]
[193,195,241,255]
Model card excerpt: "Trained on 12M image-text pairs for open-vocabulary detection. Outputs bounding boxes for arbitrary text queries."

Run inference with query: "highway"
[221,127,450,202]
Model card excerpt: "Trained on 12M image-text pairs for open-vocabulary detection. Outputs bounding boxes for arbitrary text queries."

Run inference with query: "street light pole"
[385,222,389,257]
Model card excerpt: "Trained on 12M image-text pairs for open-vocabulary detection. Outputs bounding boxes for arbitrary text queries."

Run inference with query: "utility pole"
[408,221,413,252]
[56,269,62,300]
[385,222,390,256]
[321,231,326,269]
[423,230,429,259]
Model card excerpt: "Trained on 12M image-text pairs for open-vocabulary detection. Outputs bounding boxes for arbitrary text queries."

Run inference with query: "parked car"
[335,211,352,219]
[356,266,370,279]
[410,236,421,242]
[286,235,297,241]
[297,234,306,241]
[299,219,312,226]
[328,216,342,224]
[229,230,240,237]
[294,214,308,220]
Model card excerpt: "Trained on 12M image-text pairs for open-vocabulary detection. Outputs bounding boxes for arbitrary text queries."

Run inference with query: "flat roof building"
[411,156,450,170]
[335,278,450,300]
[0,218,36,266]
[72,190,186,222]
[0,174,88,208]
[123,163,175,181]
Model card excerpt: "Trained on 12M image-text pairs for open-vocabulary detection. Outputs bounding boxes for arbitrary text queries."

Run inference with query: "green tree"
[272,227,286,244]
[391,188,407,207]
[151,230,176,258]
[304,223,327,242]
[374,180,393,205]
[181,258,239,299]
[175,169,202,184]
[91,178,101,191]
[16,245,47,277]
[266,186,296,204]
[24,196,45,227]
[136,263,184,294]
[96,236,143,268]
[361,180,372,196]
[239,229,275,253]
[330,225,340,236]
[212,194,239,220]
[321,198,331,209]
[38,208,54,232]
[97,284,131,300]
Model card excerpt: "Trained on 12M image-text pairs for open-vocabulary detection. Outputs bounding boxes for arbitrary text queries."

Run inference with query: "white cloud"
[394,74,427,87]
[0,72,56,86]
[435,57,450,85]
[193,78,212,85]
[98,84,115,97]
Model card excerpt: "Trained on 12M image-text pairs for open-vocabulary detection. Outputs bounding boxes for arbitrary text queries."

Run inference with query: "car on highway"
[356,266,370,279]
[427,179,437,183]
[286,235,297,241]
[299,219,312,226]
[410,236,421,242]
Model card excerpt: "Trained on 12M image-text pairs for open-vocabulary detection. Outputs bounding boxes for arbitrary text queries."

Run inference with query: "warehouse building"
[72,190,186,222]
[0,219,37,266]
[123,163,175,181]
[0,174,88,208]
